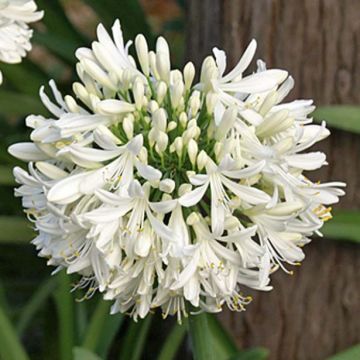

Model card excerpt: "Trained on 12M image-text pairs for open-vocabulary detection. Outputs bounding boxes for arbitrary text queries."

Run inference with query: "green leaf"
[0,165,15,185]
[0,90,45,117]
[327,344,360,360]
[16,277,58,336]
[0,217,34,244]
[54,271,75,360]
[0,305,30,360]
[84,0,154,45]
[1,61,48,95]
[313,106,360,134]
[73,347,103,360]
[82,299,124,358]
[188,312,215,360]
[207,314,238,359]
[33,32,78,64]
[322,210,360,243]
[157,322,187,360]
[227,348,269,360]
[119,315,153,360]
[36,0,85,44]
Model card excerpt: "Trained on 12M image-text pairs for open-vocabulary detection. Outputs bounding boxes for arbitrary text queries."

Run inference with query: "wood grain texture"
[185,1,360,359]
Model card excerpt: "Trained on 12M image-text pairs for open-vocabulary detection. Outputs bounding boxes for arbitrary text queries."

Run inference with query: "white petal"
[221,176,270,204]
[285,152,326,170]
[179,183,209,207]
[96,99,135,115]
[8,143,48,161]
[222,160,266,179]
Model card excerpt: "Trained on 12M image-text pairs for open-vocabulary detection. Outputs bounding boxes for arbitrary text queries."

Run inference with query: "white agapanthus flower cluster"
[9,20,345,321]
[0,0,43,83]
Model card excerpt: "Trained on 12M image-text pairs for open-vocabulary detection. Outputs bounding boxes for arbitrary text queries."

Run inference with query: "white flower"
[9,19,345,322]
[0,0,43,83]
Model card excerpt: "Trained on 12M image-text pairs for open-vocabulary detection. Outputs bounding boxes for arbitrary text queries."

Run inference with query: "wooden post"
[186,1,360,359]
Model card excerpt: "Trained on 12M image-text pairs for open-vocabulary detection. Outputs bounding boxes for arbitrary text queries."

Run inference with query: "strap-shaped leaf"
[313,106,360,134]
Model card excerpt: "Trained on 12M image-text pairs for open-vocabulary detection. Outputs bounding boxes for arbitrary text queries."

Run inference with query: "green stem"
[187,309,215,360]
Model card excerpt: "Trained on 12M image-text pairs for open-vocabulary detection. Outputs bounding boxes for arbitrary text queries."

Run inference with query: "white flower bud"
[200,56,218,89]
[159,179,176,193]
[81,58,117,91]
[187,118,197,129]
[135,34,150,76]
[170,69,183,84]
[224,216,241,230]
[170,80,185,109]
[179,112,188,128]
[156,38,171,83]
[148,100,159,114]
[121,68,134,90]
[183,62,195,90]
[156,131,168,153]
[64,95,80,113]
[197,150,209,171]
[148,128,157,147]
[186,212,200,226]
[149,51,160,79]
[133,77,145,110]
[173,137,183,157]
[156,81,167,105]
[178,183,192,197]
[182,127,198,144]
[214,142,223,159]
[206,92,218,114]
[73,82,90,105]
[187,139,198,166]
[123,116,134,139]
[167,121,177,132]
[152,108,167,132]
[189,92,201,117]
[138,147,148,163]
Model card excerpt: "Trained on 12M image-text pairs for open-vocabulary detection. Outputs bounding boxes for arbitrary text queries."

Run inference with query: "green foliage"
[313,106,360,134]
[322,210,360,243]
[327,344,360,360]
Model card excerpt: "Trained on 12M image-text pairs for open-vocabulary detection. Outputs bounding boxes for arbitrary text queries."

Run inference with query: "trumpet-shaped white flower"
[9,19,345,322]
[0,0,43,83]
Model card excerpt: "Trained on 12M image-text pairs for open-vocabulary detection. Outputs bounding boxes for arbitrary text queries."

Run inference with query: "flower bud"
[189,91,201,116]
[187,139,198,166]
[179,112,188,128]
[73,82,90,106]
[152,108,167,132]
[149,51,159,79]
[186,212,200,226]
[214,142,223,160]
[138,147,148,163]
[206,92,218,114]
[156,131,168,153]
[148,100,159,114]
[81,58,117,91]
[133,77,145,110]
[123,115,134,139]
[183,62,195,90]
[135,34,150,76]
[167,121,177,132]
[159,179,176,193]
[156,81,167,105]
[197,150,209,171]
[178,183,192,197]
[173,137,183,157]
[64,95,80,113]
[170,80,185,109]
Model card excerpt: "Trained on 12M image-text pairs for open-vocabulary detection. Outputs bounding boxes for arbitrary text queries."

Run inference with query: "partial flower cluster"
[0,0,43,83]
[9,20,345,321]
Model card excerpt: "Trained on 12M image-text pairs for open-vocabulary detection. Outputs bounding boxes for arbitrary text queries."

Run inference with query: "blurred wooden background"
[185,1,360,359]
